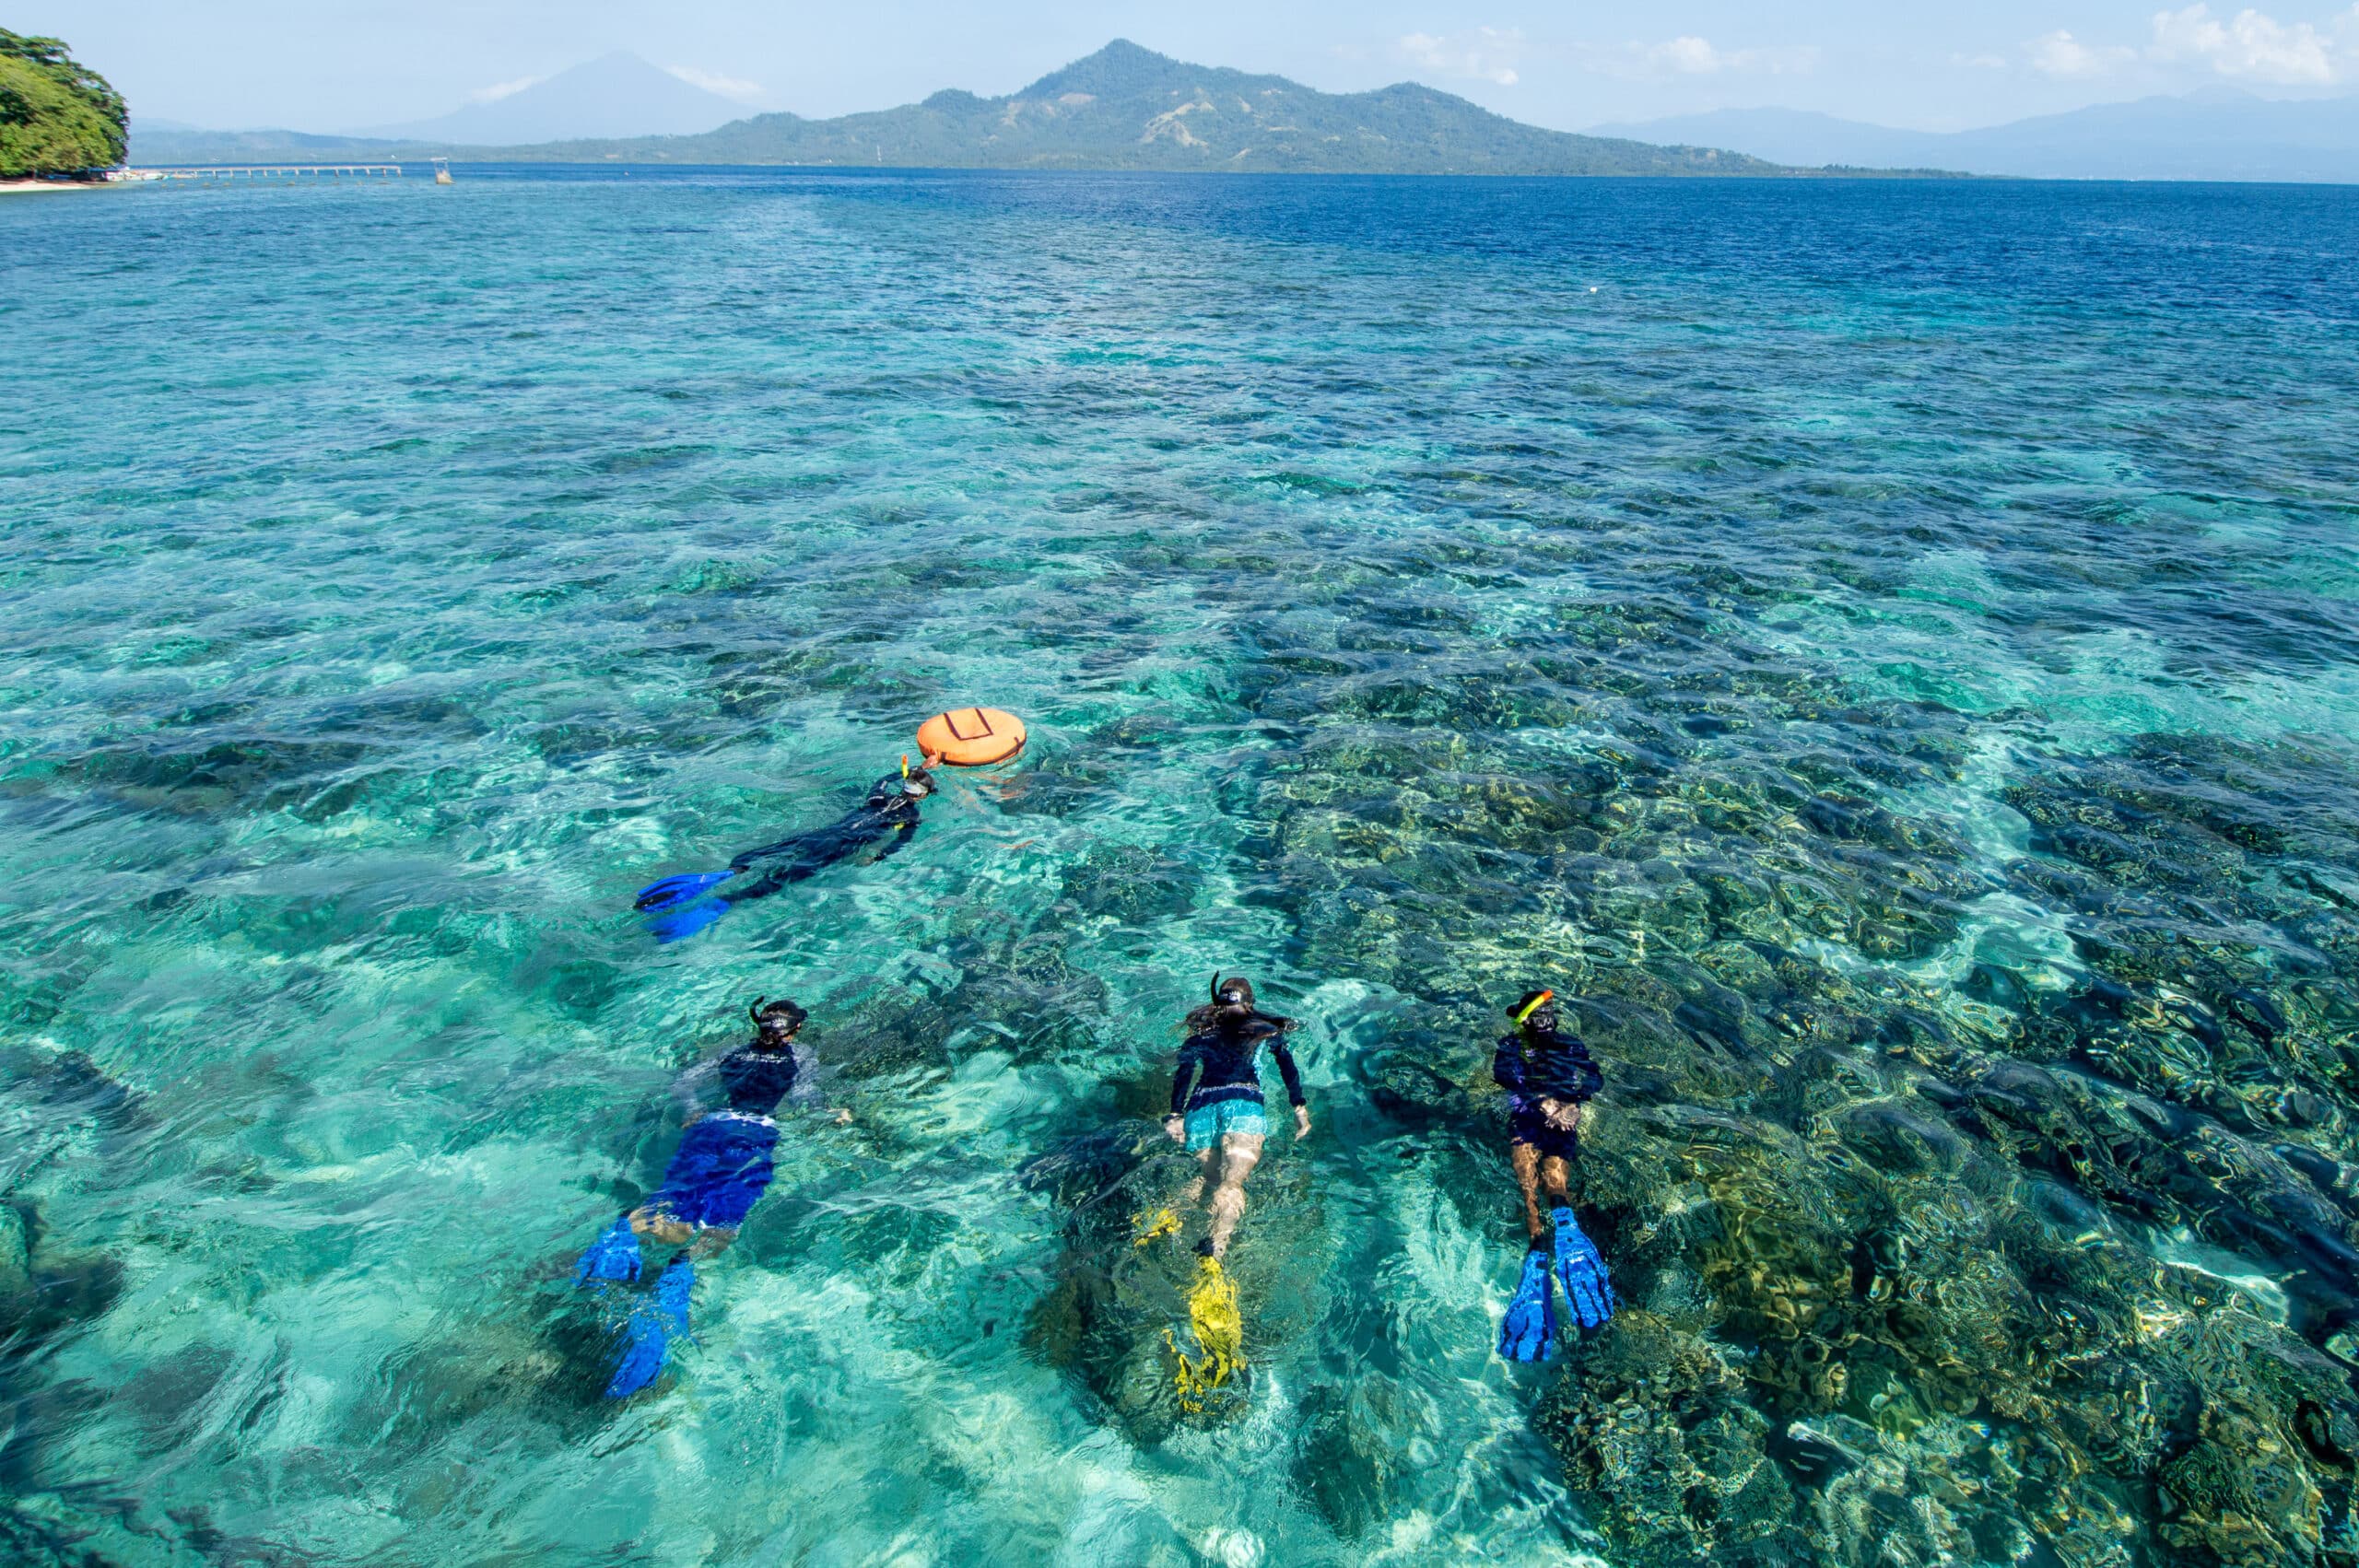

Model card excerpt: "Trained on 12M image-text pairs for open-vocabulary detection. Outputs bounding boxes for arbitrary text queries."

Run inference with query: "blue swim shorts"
[1183,1097,1269,1152]
[646,1113,779,1229]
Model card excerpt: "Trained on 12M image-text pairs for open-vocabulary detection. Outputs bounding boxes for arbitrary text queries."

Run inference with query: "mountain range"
[118,42,2359,184]
[1592,91,2359,183]
[130,41,1796,177]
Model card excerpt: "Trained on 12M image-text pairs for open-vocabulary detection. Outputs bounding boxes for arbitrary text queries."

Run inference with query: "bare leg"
[1539,1155,1571,1218]
[1183,1145,1219,1211]
[1510,1142,1545,1245]
[1205,1132,1264,1258]
[628,1207,696,1249]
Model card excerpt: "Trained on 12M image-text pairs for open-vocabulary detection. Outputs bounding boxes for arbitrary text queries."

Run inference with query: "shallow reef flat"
[2,170,2357,1565]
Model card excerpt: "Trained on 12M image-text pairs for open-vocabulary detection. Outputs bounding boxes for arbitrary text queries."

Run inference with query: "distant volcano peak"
[357,52,752,144]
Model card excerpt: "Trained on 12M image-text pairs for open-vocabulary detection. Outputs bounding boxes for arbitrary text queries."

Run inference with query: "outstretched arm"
[1169,1043,1204,1118]
[868,815,921,864]
[1166,1042,1207,1141]
[780,1056,856,1125]
[1269,1040,1307,1109]
[1268,1041,1311,1138]
[669,1060,719,1126]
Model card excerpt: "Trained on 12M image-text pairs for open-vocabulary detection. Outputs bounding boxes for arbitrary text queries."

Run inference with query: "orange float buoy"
[916,707,1027,766]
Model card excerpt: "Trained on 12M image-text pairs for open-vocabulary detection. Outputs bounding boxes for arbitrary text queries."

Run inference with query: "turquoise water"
[5,168,2359,1565]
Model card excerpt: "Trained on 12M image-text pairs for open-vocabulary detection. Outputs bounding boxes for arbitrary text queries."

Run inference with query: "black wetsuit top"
[718,1043,799,1115]
[1492,1025,1602,1115]
[1170,1018,1306,1115]
[674,1040,802,1122]
[722,774,926,903]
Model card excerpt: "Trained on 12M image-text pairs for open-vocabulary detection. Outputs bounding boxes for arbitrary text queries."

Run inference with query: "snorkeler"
[1492,988,1617,1363]
[1151,974,1308,1412]
[573,996,839,1398]
[1163,975,1309,1260]
[632,752,945,942]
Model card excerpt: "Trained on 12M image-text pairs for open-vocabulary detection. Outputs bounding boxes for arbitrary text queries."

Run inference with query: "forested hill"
[136,40,1795,177]
[1,29,127,177]
[534,41,1781,175]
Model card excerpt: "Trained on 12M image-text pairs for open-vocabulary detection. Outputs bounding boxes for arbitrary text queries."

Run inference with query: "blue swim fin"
[635,870,734,912]
[643,897,731,943]
[574,1216,642,1286]
[1552,1206,1616,1330]
[604,1254,695,1398]
[1497,1246,1556,1363]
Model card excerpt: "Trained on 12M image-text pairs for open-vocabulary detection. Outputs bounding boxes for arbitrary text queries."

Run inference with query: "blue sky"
[34,1,2359,134]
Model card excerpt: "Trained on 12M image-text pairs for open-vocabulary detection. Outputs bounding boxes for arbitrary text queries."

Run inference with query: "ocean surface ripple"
[5,168,2359,1566]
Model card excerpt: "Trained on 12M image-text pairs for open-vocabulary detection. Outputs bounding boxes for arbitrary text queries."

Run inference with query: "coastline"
[0,178,112,194]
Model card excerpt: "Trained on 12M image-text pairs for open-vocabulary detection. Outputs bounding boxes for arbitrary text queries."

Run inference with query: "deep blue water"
[4,167,2359,1566]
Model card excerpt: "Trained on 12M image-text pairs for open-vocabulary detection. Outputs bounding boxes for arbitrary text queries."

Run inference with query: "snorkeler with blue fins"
[1493,988,1617,1362]
[632,750,945,942]
[573,996,843,1398]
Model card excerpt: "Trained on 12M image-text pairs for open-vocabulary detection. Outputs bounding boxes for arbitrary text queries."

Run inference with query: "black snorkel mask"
[750,996,808,1044]
[869,757,934,810]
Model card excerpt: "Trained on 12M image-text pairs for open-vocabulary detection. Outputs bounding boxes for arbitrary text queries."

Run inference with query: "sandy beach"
[0,178,114,193]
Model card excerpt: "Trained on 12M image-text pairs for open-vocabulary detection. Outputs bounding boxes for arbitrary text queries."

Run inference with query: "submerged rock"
[0,1204,29,1298]
[1535,1311,1801,1565]
[0,1198,122,1345]
[1292,1372,1443,1540]
[1059,840,1203,923]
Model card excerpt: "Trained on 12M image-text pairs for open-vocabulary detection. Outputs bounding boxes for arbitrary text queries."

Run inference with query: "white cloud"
[2148,5,2340,83]
[2027,29,2134,76]
[1584,36,1820,79]
[468,76,545,104]
[1650,36,1725,74]
[664,64,768,103]
[1398,28,1525,86]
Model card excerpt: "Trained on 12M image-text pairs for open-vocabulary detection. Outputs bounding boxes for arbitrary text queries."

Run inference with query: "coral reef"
[1226,586,2359,1566]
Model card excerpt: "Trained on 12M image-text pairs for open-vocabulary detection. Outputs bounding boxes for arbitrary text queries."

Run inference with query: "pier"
[141,165,405,181]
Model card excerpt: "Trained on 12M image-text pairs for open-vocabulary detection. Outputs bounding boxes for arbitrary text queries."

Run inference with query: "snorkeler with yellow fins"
[1144,974,1309,1410]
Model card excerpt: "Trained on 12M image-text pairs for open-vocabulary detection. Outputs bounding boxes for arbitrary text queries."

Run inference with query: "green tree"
[0,29,128,177]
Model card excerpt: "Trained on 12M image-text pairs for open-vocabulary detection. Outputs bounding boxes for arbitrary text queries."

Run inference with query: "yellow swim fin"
[1165,1256,1246,1412]
[1132,1208,1181,1246]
